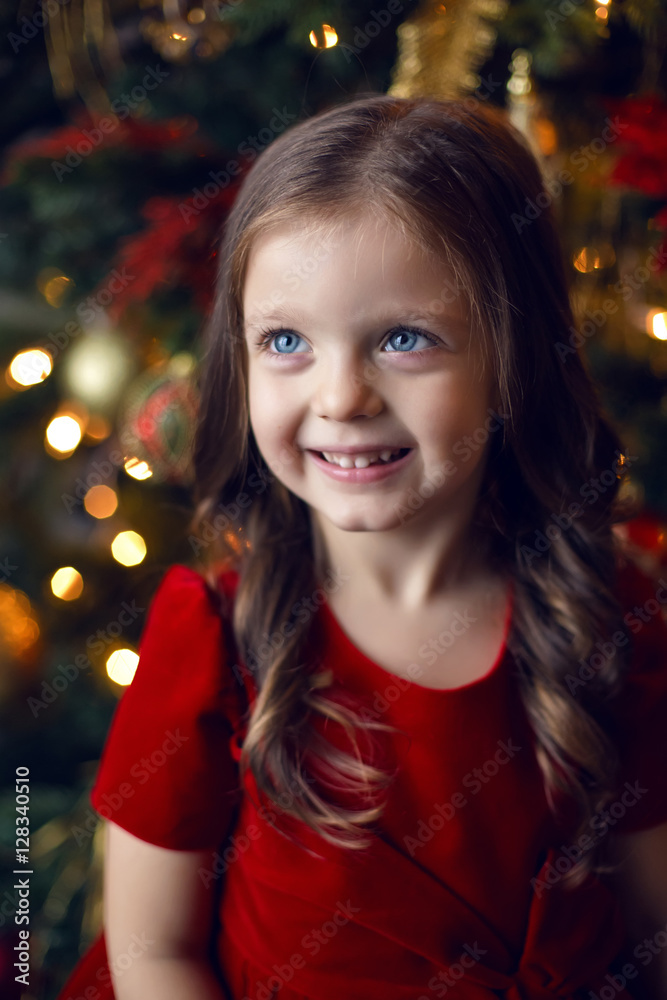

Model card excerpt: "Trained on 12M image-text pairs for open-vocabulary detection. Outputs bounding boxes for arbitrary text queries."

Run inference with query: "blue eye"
[383,328,438,352]
[256,329,305,354]
[253,325,439,357]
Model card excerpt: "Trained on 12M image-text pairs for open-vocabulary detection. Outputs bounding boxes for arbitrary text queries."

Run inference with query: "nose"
[312,351,384,422]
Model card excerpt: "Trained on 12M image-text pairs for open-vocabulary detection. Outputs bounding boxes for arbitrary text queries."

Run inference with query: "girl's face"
[242,214,499,536]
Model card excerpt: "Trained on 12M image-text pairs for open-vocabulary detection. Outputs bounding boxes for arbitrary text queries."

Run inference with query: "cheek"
[416,391,491,453]
[247,376,299,451]
[248,372,277,429]
[248,411,275,465]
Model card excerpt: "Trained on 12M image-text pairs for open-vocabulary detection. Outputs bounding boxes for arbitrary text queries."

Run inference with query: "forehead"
[245,212,426,271]
[242,214,470,326]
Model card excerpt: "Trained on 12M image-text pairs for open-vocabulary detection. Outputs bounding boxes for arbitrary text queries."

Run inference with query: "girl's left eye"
[252,325,440,357]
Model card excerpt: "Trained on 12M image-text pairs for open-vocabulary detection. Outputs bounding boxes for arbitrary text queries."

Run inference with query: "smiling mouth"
[315,448,412,469]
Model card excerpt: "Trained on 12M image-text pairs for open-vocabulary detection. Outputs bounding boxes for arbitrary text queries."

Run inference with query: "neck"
[310,509,497,612]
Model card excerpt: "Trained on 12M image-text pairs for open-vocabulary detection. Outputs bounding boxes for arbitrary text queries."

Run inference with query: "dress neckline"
[319,575,515,696]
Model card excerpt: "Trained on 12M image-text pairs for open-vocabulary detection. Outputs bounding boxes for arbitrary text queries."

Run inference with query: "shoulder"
[124,562,245,710]
[149,562,238,607]
[141,563,240,637]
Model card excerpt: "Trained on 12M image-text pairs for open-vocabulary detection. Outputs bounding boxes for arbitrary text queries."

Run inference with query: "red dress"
[56,557,667,1000]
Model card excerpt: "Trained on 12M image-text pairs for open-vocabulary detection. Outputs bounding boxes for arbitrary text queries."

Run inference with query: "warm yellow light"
[309,24,337,48]
[45,414,83,454]
[534,118,557,157]
[654,314,667,340]
[36,267,62,294]
[51,567,84,601]
[0,583,40,656]
[106,648,140,686]
[573,247,601,273]
[111,530,147,566]
[595,6,608,20]
[84,485,118,519]
[37,267,74,308]
[647,309,667,340]
[8,349,53,387]
[13,616,40,651]
[43,274,74,307]
[124,457,153,480]
[507,76,531,96]
[83,414,112,442]
[169,351,196,376]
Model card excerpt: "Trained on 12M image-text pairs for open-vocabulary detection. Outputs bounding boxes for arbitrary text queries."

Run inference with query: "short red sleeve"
[90,564,244,851]
[608,557,667,834]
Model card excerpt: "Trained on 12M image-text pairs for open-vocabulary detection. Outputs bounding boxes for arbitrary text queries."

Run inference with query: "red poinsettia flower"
[0,113,216,184]
[602,93,667,199]
[94,179,244,321]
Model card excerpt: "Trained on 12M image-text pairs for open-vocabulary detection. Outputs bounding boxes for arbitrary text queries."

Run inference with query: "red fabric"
[87,565,244,851]
[56,557,667,1000]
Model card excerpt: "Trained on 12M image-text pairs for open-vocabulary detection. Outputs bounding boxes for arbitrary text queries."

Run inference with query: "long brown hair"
[188,93,638,888]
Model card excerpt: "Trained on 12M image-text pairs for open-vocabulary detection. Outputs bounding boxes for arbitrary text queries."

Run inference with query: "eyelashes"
[252,324,442,359]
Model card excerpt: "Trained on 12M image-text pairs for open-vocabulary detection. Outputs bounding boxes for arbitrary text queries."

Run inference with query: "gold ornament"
[140,0,235,64]
[388,0,509,100]
[39,0,236,114]
[44,0,124,115]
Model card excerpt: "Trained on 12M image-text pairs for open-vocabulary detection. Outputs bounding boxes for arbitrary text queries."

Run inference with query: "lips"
[307,447,415,482]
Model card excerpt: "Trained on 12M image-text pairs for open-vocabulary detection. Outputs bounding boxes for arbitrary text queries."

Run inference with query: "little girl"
[57,94,667,1000]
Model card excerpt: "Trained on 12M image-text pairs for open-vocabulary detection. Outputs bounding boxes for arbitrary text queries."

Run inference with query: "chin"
[319,506,409,533]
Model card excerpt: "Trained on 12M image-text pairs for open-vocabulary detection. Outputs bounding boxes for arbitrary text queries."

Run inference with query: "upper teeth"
[321,450,402,468]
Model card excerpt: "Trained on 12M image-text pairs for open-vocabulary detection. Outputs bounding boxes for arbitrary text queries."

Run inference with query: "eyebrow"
[243,306,469,333]
[244,307,310,331]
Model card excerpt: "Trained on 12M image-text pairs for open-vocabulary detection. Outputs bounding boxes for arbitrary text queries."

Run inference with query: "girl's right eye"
[254,327,305,356]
